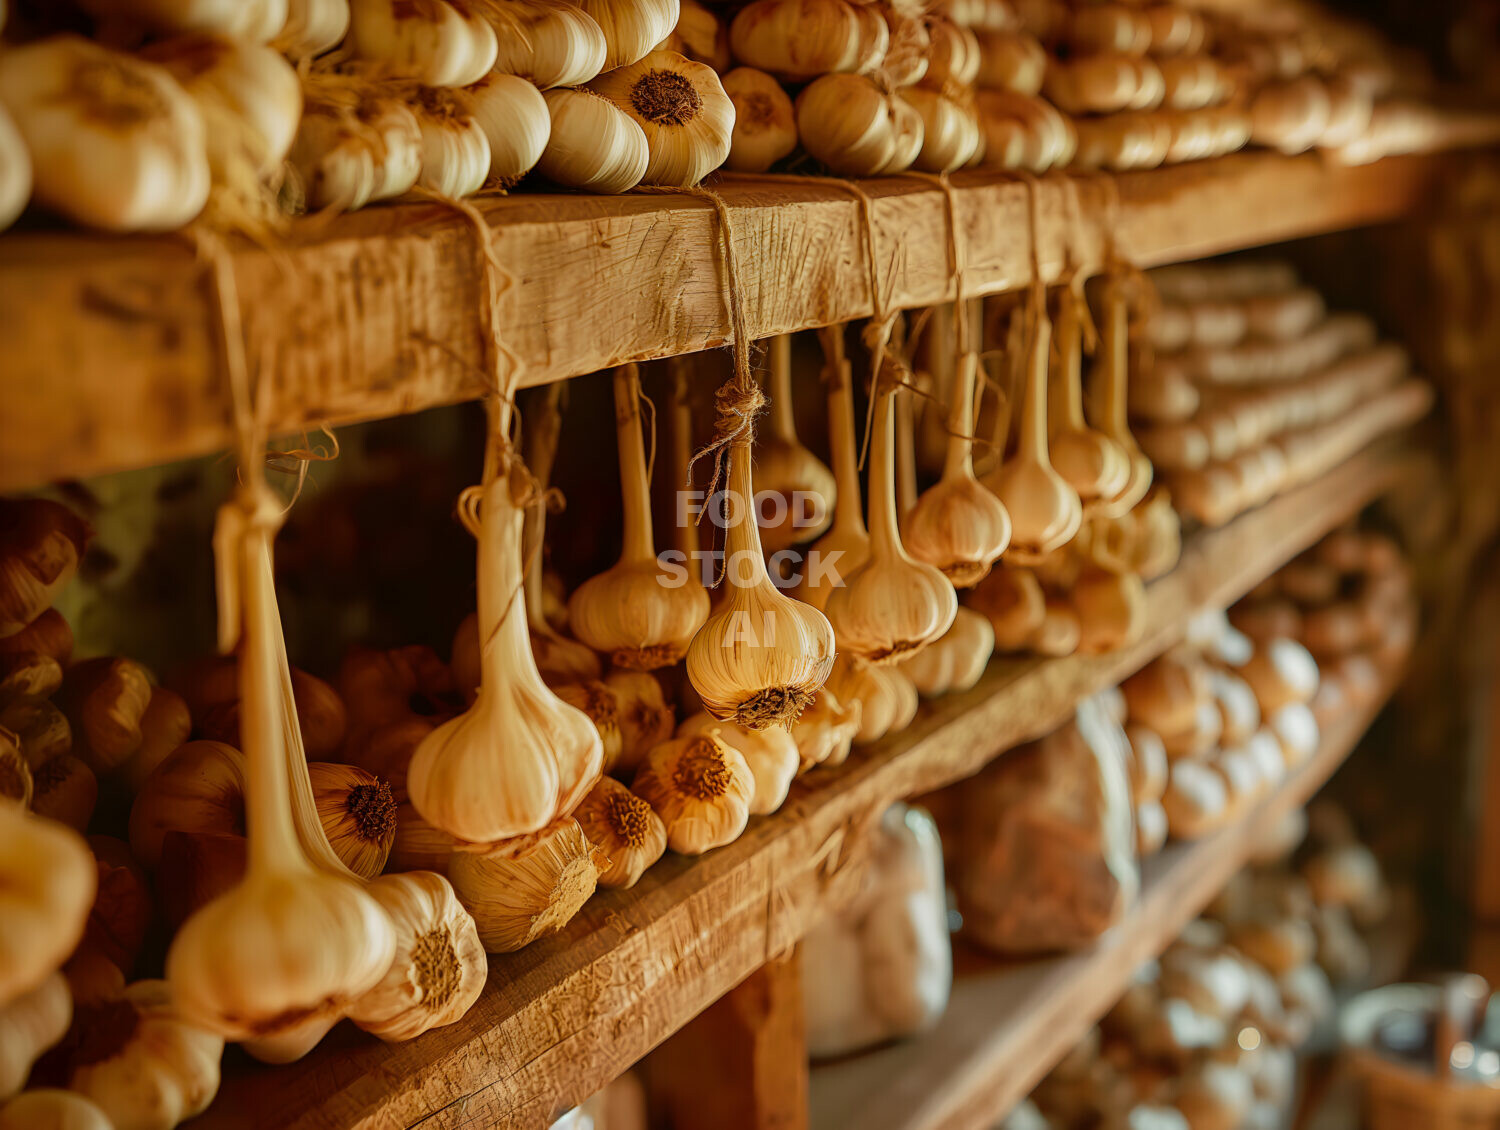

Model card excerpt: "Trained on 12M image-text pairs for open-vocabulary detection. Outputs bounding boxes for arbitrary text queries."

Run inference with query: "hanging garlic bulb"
[410,86,491,197]
[827,377,957,665]
[571,0,681,69]
[571,777,667,888]
[685,427,836,727]
[825,655,905,746]
[74,0,289,40]
[538,87,650,193]
[0,807,94,1010]
[898,605,994,697]
[966,565,1045,651]
[790,687,861,770]
[166,485,397,1062]
[721,66,796,172]
[447,817,603,952]
[0,38,210,233]
[570,365,710,669]
[347,0,499,87]
[465,72,550,187]
[410,412,603,843]
[1088,273,1153,518]
[677,712,799,815]
[631,732,753,853]
[900,85,982,172]
[0,104,28,235]
[754,336,837,552]
[484,0,608,88]
[275,0,351,59]
[588,49,734,187]
[796,73,921,176]
[730,0,886,81]
[140,33,302,182]
[1049,280,1131,508]
[985,294,1083,564]
[347,871,487,1041]
[906,350,1012,587]
[799,326,870,612]
[1071,567,1145,656]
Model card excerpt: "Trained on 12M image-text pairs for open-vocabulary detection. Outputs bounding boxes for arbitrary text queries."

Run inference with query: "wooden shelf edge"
[807,661,1404,1130]
[0,150,1475,493]
[190,437,1421,1130]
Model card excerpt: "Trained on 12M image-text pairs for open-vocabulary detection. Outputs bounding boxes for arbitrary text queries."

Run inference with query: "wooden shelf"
[189,437,1424,1130]
[807,662,1403,1130]
[0,150,1472,493]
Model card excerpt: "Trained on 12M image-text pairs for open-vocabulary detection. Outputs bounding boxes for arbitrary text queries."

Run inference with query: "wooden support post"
[643,950,810,1130]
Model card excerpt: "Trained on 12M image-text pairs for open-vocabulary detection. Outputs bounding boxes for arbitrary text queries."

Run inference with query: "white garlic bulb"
[796,72,922,176]
[538,87,650,194]
[411,88,492,198]
[0,103,28,234]
[485,0,608,89]
[466,73,551,186]
[275,0,351,59]
[721,65,796,172]
[347,0,499,87]
[588,49,734,187]
[900,85,981,173]
[572,0,682,70]
[75,0,289,41]
[0,37,211,232]
[730,0,885,82]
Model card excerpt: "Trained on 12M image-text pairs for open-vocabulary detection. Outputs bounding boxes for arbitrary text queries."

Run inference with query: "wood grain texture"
[189,438,1421,1130]
[0,152,1466,492]
[808,662,1405,1130]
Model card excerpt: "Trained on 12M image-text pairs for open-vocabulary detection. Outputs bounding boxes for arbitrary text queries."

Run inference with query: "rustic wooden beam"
[0,152,1466,492]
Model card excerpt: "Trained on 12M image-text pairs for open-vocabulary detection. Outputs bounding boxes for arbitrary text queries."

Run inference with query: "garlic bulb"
[826,654,917,746]
[1071,567,1145,656]
[61,980,224,1130]
[538,87,650,193]
[754,336,837,552]
[570,365,709,669]
[0,807,94,1010]
[409,411,603,842]
[588,49,733,186]
[119,687,192,794]
[660,0,732,70]
[275,0,351,59]
[0,972,69,1099]
[58,658,153,776]
[31,757,97,833]
[554,681,625,772]
[0,37,211,233]
[966,565,1045,651]
[411,87,491,198]
[0,1090,111,1130]
[485,0,608,88]
[900,85,982,172]
[0,104,29,234]
[348,871,486,1041]
[923,13,981,86]
[75,0,289,39]
[632,733,754,853]
[906,351,1012,587]
[1088,273,1153,518]
[730,0,885,81]
[572,777,667,888]
[0,735,27,808]
[677,712,799,815]
[604,670,676,774]
[798,328,871,611]
[0,695,68,770]
[985,296,1083,563]
[288,84,423,210]
[129,741,246,868]
[797,72,923,175]
[387,804,458,872]
[721,66,796,172]
[308,762,397,879]
[447,817,603,952]
[790,687,861,770]
[0,500,88,640]
[0,608,72,664]
[466,72,550,186]
[827,384,957,665]
[166,486,397,1060]
[347,0,499,87]
[1049,283,1131,508]
[898,605,994,697]
[140,34,302,182]
[879,4,931,88]
[571,0,681,70]
[976,29,1044,93]
[684,435,835,728]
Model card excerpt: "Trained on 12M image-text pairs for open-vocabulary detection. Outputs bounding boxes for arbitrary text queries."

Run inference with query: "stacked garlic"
[1134,261,1431,529]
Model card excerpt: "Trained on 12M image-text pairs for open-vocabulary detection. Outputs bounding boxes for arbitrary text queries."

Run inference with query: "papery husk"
[447,817,604,952]
[0,501,89,639]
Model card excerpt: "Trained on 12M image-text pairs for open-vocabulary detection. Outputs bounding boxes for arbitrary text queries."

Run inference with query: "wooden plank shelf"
[189,436,1424,1130]
[0,150,1473,493]
[807,660,1404,1130]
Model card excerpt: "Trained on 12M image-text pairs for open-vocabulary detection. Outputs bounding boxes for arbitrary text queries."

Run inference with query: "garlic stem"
[668,357,700,562]
[615,364,656,564]
[726,437,773,586]
[1018,300,1053,465]
[1051,286,1088,433]
[943,352,980,482]
[822,328,867,540]
[767,335,797,443]
[477,471,538,699]
[522,384,564,638]
[896,386,918,517]
[867,391,902,559]
[1099,279,1131,440]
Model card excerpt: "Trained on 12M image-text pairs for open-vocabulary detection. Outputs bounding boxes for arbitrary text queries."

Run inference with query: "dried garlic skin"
[349,871,487,1041]
[129,741,247,869]
[0,499,89,640]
